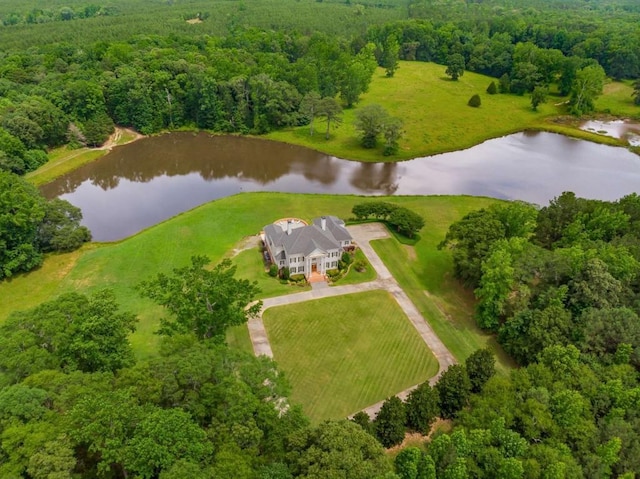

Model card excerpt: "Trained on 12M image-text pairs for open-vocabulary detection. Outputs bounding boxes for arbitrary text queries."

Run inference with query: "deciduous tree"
[445,53,465,80]
[374,396,406,447]
[138,256,262,341]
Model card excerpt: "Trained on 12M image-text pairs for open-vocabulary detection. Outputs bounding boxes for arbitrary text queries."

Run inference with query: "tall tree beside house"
[137,255,262,341]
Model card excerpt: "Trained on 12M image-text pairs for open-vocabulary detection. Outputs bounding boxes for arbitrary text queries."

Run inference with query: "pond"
[40,131,640,242]
[580,119,640,146]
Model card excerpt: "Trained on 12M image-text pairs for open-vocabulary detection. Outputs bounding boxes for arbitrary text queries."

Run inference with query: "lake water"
[580,119,640,146]
[40,131,640,242]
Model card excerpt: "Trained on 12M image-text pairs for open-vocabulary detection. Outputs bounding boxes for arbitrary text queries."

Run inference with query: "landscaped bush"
[280,266,290,280]
[341,252,353,265]
[338,260,347,271]
[354,259,367,272]
[327,269,341,279]
[289,274,306,283]
[269,264,278,277]
[468,94,481,107]
[486,81,497,95]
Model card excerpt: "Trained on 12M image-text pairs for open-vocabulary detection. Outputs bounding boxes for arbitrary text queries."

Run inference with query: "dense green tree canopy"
[138,255,262,341]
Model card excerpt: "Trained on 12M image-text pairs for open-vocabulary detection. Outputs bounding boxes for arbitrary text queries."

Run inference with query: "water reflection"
[40,132,640,242]
[580,119,640,146]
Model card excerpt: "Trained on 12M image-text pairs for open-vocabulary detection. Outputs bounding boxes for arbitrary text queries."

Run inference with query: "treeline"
[0,172,90,280]
[0,5,117,26]
[414,192,640,477]
[368,15,638,101]
[0,29,377,171]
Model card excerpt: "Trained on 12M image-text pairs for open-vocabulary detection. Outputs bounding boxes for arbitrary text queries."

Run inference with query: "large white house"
[263,216,353,278]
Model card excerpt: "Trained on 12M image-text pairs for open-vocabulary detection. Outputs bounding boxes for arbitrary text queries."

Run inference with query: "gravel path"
[247,222,457,418]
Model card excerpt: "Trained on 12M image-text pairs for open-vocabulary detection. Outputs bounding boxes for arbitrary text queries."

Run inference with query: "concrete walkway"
[247,222,457,418]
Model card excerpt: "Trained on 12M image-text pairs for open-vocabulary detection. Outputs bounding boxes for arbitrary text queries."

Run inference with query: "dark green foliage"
[388,207,425,238]
[287,420,391,478]
[37,198,91,252]
[281,266,291,280]
[530,86,548,111]
[633,80,640,105]
[486,81,497,94]
[498,73,511,94]
[405,382,439,434]
[354,103,388,148]
[467,94,481,108]
[138,255,262,341]
[382,116,403,156]
[445,53,465,81]
[395,447,422,479]
[465,348,496,393]
[0,171,45,279]
[341,251,353,265]
[436,365,471,419]
[439,201,537,287]
[0,289,136,383]
[352,201,399,221]
[317,97,343,140]
[374,396,406,447]
[351,411,374,435]
[381,34,400,77]
[269,263,278,277]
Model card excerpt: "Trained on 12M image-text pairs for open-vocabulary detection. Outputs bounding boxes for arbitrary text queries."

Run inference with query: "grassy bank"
[0,193,504,366]
[267,61,637,161]
[264,290,438,422]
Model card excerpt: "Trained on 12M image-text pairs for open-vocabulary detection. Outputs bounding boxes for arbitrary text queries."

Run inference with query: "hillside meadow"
[267,61,635,162]
[0,193,506,369]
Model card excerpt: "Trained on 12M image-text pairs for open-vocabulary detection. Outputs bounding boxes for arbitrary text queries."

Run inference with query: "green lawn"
[370,231,516,374]
[0,193,507,367]
[263,290,438,422]
[331,248,377,286]
[28,147,108,186]
[232,247,311,298]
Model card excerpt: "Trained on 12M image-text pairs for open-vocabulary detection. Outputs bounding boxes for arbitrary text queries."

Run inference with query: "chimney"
[287,220,292,235]
[321,216,326,231]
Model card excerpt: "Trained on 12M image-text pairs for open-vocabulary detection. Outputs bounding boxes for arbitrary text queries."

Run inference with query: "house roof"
[264,216,351,257]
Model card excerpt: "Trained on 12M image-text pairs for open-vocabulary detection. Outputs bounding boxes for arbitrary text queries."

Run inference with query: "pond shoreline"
[29,117,639,187]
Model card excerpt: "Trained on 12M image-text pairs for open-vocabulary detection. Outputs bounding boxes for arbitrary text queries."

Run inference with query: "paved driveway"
[247,222,457,417]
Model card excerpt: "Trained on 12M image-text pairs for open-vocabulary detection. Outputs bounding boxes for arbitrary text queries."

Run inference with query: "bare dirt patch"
[386,419,453,454]
[404,244,417,261]
[229,236,261,258]
[424,290,453,322]
[186,18,203,24]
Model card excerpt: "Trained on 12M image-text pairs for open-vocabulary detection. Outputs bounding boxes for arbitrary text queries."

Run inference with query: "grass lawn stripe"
[263,290,438,423]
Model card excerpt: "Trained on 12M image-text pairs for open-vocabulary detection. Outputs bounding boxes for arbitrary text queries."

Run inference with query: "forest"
[1,0,640,477]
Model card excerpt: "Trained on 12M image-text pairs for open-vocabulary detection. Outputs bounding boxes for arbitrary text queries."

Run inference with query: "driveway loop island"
[248,222,457,418]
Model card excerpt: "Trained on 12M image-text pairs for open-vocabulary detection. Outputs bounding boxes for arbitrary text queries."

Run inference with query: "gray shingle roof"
[264,217,351,258]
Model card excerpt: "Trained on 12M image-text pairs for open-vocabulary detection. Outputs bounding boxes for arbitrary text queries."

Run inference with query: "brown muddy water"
[41,131,640,242]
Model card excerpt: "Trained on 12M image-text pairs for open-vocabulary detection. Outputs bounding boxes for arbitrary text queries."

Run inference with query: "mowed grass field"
[263,290,438,422]
[0,193,506,370]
